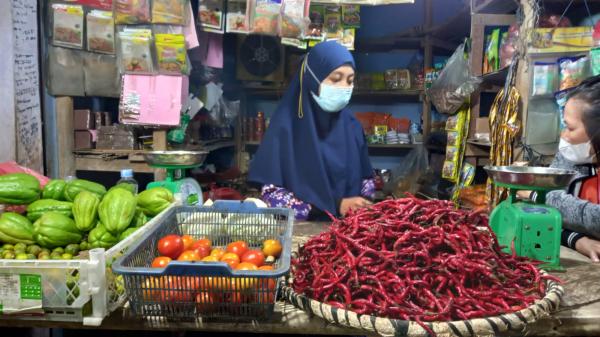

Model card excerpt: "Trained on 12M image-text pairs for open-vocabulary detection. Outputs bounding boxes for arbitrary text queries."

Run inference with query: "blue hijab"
[248,41,373,216]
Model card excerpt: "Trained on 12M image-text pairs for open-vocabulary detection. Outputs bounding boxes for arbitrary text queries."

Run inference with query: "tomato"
[200,276,229,292]
[159,276,195,302]
[201,255,219,262]
[157,235,184,259]
[262,239,282,258]
[256,265,276,303]
[220,252,240,269]
[241,250,265,267]
[181,235,195,250]
[177,250,201,261]
[192,245,211,259]
[235,262,258,290]
[236,262,259,271]
[226,240,249,256]
[141,277,161,301]
[192,238,212,250]
[195,292,214,313]
[209,248,225,260]
[151,256,172,268]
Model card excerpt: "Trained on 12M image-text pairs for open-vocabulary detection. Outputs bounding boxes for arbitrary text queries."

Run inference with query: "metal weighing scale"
[485,166,577,270]
[143,151,208,206]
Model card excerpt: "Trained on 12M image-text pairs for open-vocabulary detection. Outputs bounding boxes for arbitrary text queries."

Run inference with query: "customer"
[248,41,374,221]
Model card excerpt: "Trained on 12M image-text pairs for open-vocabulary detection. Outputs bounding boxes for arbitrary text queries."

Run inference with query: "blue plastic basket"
[112,201,293,321]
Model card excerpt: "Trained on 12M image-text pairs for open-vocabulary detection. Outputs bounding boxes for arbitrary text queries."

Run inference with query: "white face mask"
[558,138,595,164]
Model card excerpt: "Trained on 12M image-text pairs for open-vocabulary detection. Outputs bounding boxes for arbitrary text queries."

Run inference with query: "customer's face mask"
[559,138,595,164]
[306,63,354,113]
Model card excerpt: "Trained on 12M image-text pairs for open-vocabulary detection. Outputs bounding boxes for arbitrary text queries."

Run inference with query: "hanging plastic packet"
[152,0,188,25]
[306,5,325,40]
[87,10,115,54]
[226,1,250,34]
[52,4,84,49]
[555,88,574,130]
[167,114,191,144]
[83,53,120,97]
[531,62,557,96]
[252,0,282,35]
[483,28,500,74]
[118,29,154,74]
[155,34,188,75]
[281,38,308,49]
[199,0,225,32]
[591,47,600,76]
[341,5,360,28]
[559,55,590,90]
[341,29,355,50]
[280,0,310,39]
[115,0,151,25]
[324,5,343,40]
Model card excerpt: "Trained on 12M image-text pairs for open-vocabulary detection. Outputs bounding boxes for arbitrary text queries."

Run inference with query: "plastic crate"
[0,202,177,326]
[112,201,293,321]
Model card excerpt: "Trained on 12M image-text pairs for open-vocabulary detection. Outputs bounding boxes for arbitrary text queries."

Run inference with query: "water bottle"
[117,169,138,194]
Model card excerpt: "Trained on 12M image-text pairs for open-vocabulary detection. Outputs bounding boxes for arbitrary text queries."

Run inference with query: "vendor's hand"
[516,190,532,200]
[575,236,600,262]
[340,197,372,217]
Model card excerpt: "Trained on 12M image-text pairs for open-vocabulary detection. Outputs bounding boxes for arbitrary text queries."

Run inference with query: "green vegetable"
[0,173,40,205]
[0,212,34,244]
[26,253,36,259]
[14,242,27,251]
[52,247,64,254]
[65,243,80,256]
[27,245,42,256]
[15,253,28,260]
[88,223,119,249]
[109,183,137,195]
[79,241,89,251]
[26,199,73,222]
[3,251,15,259]
[2,244,14,250]
[72,191,100,232]
[33,212,82,249]
[131,208,148,228]
[64,179,106,202]
[118,227,138,241]
[99,188,136,236]
[42,179,67,200]
[38,252,50,260]
[61,253,73,260]
[137,187,174,216]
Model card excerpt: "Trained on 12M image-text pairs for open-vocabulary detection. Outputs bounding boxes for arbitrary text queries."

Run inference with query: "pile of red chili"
[292,196,558,326]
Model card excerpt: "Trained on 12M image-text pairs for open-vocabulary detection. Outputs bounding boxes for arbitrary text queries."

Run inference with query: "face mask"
[311,84,353,113]
[305,62,353,113]
[559,138,595,164]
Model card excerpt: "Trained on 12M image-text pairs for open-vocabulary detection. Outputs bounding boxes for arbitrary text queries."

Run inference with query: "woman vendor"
[248,41,374,221]
[521,76,600,261]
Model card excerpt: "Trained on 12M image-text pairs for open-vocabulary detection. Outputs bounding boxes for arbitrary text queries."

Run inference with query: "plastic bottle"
[117,169,138,194]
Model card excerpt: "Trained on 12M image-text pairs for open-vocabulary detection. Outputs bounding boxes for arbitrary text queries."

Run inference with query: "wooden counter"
[0,221,599,336]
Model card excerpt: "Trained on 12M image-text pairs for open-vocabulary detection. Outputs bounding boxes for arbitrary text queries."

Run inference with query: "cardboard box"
[74,131,94,150]
[96,125,137,150]
[73,109,94,130]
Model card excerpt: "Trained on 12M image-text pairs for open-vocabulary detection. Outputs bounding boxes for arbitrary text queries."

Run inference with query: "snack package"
[70,0,113,10]
[281,37,308,49]
[155,34,188,75]
[591,47,600,76]
[226,2,250,34]
[87,10,115,54]
[341,5,360,28]
[280,0,310,39]
[324,5,342,40]
[531,62,557,96]
[442,161,458,181]
[340,29,355,50]
[555,88,574,130]
[115,0,151,24]
[306,5,325,40]
[445,146,459,162]
[559,55,590,90]
[118,29,154,74]
[445,113,466,132]
[152,0,188,25]
[483,28,500,74]
[52,4,84,49]
[447,131,460,147]
[199,0,225,32]
[252,0,282,35]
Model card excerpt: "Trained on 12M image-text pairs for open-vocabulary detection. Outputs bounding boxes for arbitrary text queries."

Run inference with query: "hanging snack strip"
[152,0,188,25]
[117,28,155,74]
[199,0,226,33]
[87,10,115,54]
[155,34,188,75]
[280,0,310,39]
[487,58,521,208]
[52,3,85,49]
[115,0,151,25]
[226,1,250,34]
[251,0,282,35]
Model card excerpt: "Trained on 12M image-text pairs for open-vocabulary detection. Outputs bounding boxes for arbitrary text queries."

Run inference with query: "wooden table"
[1,221,599,336]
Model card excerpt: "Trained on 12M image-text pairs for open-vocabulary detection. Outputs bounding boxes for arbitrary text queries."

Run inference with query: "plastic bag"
[52,4,84,49]
[385,145,429,196]
[0,162,50,187]
[152,0,188,25]
[46,46,85,96]
[115,0,151,24]
[559,55,590,90]
[83,52,120,97]
[117,29,155,74]
[280,0,310,39]
[531,62,557,96]
[226,2,250,34]
[155,34,188,75]
[251,0,281,35]
[428,43,481,115]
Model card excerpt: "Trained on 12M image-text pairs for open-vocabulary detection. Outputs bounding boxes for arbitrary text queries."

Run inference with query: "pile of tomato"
[141,234,283,312]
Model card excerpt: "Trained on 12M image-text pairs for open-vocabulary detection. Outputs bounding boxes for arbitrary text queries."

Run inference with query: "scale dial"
[177,178,203,206]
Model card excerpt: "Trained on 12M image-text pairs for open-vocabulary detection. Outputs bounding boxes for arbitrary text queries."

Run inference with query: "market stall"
[2,0,600,336]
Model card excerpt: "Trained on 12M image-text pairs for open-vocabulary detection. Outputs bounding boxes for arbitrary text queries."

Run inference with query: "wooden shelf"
[479,66,509,88]
[471,0,518,14]
[199,140,235,152]
[75,157,154,173]
[246,88,424,98]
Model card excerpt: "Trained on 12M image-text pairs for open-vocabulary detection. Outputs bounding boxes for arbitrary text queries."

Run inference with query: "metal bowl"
[484,166,577,189]
[143,151,208,167]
